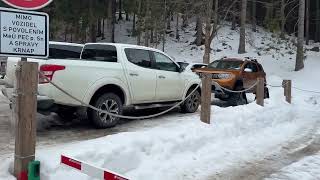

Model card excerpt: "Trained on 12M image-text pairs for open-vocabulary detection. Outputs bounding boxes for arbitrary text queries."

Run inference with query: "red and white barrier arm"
[61,155,129,180]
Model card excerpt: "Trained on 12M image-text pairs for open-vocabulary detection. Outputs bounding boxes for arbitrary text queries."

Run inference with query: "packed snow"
[1,21,320,179]
[267,153,320,180]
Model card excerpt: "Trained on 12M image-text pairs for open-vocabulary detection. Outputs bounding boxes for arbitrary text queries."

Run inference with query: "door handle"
[158,75,166,79]
[129,73,139,76]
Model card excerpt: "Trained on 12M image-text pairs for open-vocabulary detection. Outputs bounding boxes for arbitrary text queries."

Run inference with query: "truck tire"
[227,86,248,106]
[181,89,200,113]
[88,93,123,128]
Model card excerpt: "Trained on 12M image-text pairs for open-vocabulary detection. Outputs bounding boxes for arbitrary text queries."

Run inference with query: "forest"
[0,0,316,71]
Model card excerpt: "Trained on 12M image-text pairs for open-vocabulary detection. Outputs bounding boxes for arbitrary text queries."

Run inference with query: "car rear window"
[81,44,117,62]
[49,44,83,59]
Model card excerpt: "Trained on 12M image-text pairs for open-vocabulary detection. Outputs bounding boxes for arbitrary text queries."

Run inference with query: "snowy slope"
[1,21,320,179]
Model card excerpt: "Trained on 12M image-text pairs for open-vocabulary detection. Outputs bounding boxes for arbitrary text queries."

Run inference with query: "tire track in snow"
[207,120,320,180]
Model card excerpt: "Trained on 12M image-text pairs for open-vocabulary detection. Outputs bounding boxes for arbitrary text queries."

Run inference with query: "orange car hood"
[194,68,241,76]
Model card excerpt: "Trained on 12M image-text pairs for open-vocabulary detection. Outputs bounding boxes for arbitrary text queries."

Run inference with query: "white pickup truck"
[3,43,201,128]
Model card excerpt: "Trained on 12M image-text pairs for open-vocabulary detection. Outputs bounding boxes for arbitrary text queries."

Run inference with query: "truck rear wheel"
[88,93,123,128]
[181,89,200,113]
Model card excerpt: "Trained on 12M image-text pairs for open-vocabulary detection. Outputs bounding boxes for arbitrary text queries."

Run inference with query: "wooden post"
[14,60,38,179]
[200,73,212,124]
[283,80,292,103]
[256,77,264,106]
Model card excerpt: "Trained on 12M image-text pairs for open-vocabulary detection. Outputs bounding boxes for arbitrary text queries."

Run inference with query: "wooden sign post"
[256,77,264,106]
[13,61,38,179]
[0,7,49,179]
[283,80,292,103]
[200,73,212,124]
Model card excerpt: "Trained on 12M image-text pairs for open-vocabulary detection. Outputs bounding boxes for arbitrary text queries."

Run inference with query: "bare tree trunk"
[89,1,96,43]
[111,0,116,43]
[118,0,123,21]
[182,14,188,29]
[238,0,247,54]
[203,0,214,64]
[97,19,102,37]
[137,0,142,45]
[90,23,97,42]
[231,2,237,30]
[70,24,74,42]
[132,13,136,36]
[195,16,203,46]
[126,12,130,21]
[171,11,174,21]
[305,0,310,45]
[101,19,105,40]
[64,25,68,42]
[106,0,113,42]
[150,29,154,44]
[74,22,80,42]
[175,14,179,40]
[231,1,237,30]
[295,0,305,71]
[316,0,320,42]
[280,0,286,39]
[167,11,171,30]
[144,0,150,47]
[162,0,167,51]
[252,0,256,32]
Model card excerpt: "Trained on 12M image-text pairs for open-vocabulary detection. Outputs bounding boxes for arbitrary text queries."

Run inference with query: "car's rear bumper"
[1,87,55,115]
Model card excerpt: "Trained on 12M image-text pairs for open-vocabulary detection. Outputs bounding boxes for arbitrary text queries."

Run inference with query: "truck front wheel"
[88,93,123,128]
[181,89,200,113]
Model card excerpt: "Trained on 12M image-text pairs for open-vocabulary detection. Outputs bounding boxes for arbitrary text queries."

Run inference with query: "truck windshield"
[208,60,243,70]
[81,44,117,62]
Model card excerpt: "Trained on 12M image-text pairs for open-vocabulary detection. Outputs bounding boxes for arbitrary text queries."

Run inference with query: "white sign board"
[0,7,49,58]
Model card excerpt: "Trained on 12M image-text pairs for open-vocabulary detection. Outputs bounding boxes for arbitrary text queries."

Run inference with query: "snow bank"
[266,152,320,180]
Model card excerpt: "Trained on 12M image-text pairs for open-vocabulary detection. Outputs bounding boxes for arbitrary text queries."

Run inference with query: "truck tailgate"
[4,57,46,86]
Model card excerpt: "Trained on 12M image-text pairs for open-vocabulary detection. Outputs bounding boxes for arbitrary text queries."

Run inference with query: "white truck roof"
[85,43,165,54]
[50,41,84,47]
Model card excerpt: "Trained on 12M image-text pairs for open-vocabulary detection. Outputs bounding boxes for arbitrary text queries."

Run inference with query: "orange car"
[195,57,269,106]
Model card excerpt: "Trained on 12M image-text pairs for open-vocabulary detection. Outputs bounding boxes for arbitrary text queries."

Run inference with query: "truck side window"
[81,45,117,62]
[153,52,178,72]
[125,48,152,68]
[49,45,82,59]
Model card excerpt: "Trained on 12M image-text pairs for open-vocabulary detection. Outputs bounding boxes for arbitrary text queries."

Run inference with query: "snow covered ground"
[1,21,320,179]
[267,150,320,180]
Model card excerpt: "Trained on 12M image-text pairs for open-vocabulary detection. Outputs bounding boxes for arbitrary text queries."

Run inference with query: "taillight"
[39,64,65,84]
